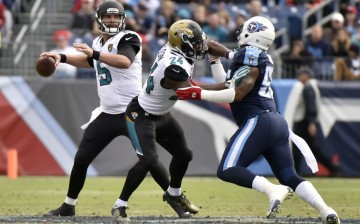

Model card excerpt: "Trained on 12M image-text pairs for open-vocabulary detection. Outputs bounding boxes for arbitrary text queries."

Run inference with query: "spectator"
[50,30,78,79]
[282,39,313,78]
[70,0,96,38]
[334,44,360,80]
[134,2,155,36]
[176,8,192,20]
[331,28,351,57]
[324,12,344,42]
[305,25,333,78]
[247,0,268,18]
[218,9,236,32]
[248,0,262,17]
[154,0,176,38]
[344,5,358,37]
[137,0,160,16]
[0,1,12,51]
[0,2,5,30]
[125,9,153,73]
[350,24,360,49]
[193,4,207,27]
[202,12,229,42]
[293,67,340,176]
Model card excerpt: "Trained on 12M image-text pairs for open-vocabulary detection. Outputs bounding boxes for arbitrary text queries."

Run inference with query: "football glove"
[176,86,203,100]
[225,65,250,88]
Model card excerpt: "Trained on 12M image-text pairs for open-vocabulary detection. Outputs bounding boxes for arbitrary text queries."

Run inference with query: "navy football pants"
[217,111,304,190]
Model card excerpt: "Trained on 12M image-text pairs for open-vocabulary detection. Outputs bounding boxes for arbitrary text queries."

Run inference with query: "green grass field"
[1,176,359,220]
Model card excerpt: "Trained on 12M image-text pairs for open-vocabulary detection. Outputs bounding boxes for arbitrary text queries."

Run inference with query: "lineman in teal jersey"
[41,0,170,219]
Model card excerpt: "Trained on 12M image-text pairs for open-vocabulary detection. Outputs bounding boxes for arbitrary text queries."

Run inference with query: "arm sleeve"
[303,85,317,123]
[164,65,189,82]
[117,33,141,63]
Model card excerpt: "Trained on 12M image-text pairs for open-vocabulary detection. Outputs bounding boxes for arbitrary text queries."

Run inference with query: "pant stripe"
[223,116,258,170]
[126,115,143,155]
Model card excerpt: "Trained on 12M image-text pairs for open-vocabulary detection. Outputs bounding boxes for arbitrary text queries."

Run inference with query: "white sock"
[64,196,77,206]
[114,199,127,208]
[167,186,181,196]
[252,176,275,195]
[295,181,329,213]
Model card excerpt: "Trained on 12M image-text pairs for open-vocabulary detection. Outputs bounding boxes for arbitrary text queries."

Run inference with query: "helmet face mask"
[236,16,275,51]
[168,20,208,60]
[96,0,126,35]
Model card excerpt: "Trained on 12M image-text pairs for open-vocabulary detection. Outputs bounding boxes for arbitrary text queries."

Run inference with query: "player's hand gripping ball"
[36,56,56,77]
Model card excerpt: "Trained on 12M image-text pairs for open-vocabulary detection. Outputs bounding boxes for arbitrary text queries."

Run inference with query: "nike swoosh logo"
[125,37,132,41]
[172,69,180,73]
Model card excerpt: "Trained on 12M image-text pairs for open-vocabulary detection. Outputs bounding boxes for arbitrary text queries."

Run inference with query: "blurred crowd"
[1,0,360,80]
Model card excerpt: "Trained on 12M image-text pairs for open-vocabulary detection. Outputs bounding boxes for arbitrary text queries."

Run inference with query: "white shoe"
[266,185,293,218]
[321,207,340,224]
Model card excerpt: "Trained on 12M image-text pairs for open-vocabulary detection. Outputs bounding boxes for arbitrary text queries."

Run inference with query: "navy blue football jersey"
[227,46,277,124]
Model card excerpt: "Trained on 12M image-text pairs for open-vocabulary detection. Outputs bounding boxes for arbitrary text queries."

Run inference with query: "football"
[36,56,56,77]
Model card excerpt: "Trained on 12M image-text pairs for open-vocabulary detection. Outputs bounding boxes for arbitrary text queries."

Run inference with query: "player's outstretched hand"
[40,52,61,66]
[73,43,93,57]
[226,65,251,88]
[176,86,203,100]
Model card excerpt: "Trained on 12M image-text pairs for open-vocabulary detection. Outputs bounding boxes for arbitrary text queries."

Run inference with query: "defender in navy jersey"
[41,1,170,221]
[176,16,340,224]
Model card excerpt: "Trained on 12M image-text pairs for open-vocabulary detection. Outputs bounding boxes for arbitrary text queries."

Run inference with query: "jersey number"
[97,61,112,86]
[169,57,184,65]
[259,65,273,99]
[145,62,158,94]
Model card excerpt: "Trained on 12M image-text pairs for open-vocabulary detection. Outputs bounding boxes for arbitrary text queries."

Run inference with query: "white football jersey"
[92,30,142,114]
[139,44,194,115]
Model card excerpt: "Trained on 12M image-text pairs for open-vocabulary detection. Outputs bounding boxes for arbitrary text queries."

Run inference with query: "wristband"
[60,54,67,63]
[92,50,100,60]
[225,51,235,59]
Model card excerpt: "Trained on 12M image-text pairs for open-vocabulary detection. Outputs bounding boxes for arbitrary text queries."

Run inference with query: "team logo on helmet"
[175,28,194,46]
[247,22,268,33]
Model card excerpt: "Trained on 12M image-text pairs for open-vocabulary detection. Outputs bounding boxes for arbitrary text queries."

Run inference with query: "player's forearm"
[64,54,92,68]
[210,61,227,83]
[201,88,236,103]
[97,52,131,69]
[199,82,227,91]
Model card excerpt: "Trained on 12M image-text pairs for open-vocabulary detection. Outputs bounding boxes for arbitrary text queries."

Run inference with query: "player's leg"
[113,105,161,221]
[217,115,269,186]
[156,113,197,217]
[47,113,122,216]
[265,114,340,223]
[217,114,292,218]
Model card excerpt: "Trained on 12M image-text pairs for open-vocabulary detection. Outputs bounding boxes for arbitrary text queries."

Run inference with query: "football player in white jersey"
[41,0,170,218]
[111,19,208,221]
